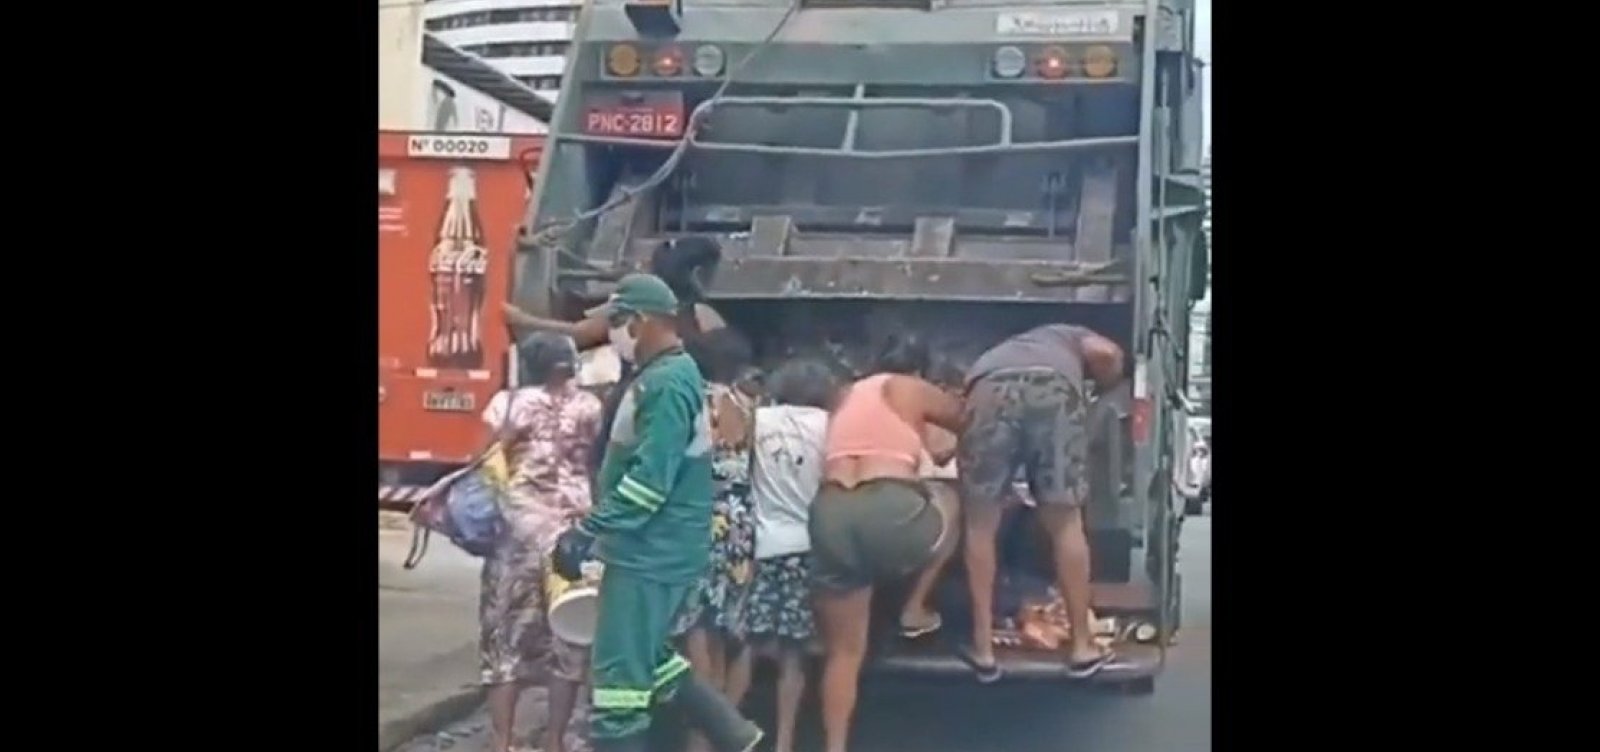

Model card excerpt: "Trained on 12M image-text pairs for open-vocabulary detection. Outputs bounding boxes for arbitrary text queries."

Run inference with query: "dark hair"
[517,332,577,385]
[871,332,931,377]
[684,328,752,385]
[649,237,722,303]
[766,358,838,410]
[928,356,967,391]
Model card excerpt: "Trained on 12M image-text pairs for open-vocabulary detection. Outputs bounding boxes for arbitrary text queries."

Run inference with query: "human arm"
[578,375,698,536]
[923,424,958,467]
[1080,332,1126,388]
[502,303,611,351]
[887,375,965,434]
[692,302,728,333]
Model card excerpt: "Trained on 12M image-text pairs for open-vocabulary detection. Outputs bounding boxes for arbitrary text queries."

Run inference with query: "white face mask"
[609,320,638,363]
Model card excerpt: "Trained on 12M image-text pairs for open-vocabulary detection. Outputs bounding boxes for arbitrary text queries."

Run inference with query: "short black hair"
[766,358,838,410]
[927,356,967,390]
[649,237,722,303]
[517,332,577,385]
[685,327,752,385]
[871,332,931,377]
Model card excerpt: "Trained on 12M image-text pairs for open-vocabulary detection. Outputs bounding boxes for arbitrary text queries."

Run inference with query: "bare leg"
[962,498,1005,670]
[685,628,720,689]
[724,643,753,708]
[684,628,717,752]
[486,682,520,752]
[817,586,872,752]
[1036,504,1104,664]
[773,646,808,752]
[705,633,729,690]
[545,677,580,752]
[900,482,960,635]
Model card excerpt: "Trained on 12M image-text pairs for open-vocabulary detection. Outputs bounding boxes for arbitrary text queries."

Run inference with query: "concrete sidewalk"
[379,521,483,751]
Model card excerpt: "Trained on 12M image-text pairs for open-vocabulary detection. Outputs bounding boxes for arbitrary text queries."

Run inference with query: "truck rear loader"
[514,0,1208,694]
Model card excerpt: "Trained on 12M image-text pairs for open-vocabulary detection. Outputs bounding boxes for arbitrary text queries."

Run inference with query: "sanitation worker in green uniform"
[553,274,763,752]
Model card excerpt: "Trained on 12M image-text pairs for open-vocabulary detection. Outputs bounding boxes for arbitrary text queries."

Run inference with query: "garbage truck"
[512,0,1208,694]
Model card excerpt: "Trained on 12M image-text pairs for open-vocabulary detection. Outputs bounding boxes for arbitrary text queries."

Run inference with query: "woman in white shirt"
[743,358,838,752]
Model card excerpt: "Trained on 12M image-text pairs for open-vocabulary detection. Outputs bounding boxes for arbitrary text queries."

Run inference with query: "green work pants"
[589,567,693,740]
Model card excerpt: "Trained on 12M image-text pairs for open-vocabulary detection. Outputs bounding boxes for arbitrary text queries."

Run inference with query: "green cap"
[588,273,680,318]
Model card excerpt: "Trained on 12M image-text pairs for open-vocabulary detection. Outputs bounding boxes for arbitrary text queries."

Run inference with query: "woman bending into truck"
[958,324,1126,683]
[476,332,603,752]
[744,358,837,752]
[673,327,760,752]
[811,334,965,752]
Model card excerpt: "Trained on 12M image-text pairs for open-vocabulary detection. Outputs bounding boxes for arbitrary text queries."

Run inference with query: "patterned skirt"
[671,484,756,640]
[744,553,817,646]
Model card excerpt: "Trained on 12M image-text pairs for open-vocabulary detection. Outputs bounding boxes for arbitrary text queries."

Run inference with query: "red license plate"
[584,104,684,138]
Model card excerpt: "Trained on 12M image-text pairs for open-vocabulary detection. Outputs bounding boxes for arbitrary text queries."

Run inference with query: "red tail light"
[652,46,684,77]
[1132,362,1151,445]
[1131,398,1152,445]
[1035,46,1070,80]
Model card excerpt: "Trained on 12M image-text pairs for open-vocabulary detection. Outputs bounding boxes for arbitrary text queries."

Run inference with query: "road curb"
[378,684,484,752]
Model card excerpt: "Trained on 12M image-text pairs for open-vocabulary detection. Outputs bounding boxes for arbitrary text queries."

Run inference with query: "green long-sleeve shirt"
[580,346,713,584]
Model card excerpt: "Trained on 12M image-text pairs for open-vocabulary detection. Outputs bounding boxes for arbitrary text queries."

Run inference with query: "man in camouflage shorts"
[956,324,1126,682]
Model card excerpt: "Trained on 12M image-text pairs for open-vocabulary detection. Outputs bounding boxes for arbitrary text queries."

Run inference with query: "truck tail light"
[1132,361,1151,444]
[1035,46,1070,79]
[607,44,641,77]
[1131,397,1152,445]
[1083,45,1117,78]
[692,45,725,77]
[993,46,1027,79]
[652,46,684,77]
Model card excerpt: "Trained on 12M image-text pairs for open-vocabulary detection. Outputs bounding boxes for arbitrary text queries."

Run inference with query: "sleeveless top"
[824,373,923,467]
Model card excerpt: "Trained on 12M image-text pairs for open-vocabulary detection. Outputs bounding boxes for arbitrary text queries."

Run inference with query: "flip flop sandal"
[954,642,1004,684]
[1065,650,1117,679]
[899,613,943,639]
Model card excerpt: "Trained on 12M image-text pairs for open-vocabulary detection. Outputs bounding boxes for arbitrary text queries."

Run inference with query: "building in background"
[380,1,552,134]
[1187,153,1212,414]
[380,0,430,131]
[423,0,582,105]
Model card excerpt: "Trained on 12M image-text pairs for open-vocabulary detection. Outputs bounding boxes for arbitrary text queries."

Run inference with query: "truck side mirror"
[1188,232,1209,303]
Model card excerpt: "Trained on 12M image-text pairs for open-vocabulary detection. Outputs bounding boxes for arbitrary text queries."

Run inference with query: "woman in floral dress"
[672,328,759,748]
[477,333,602,752]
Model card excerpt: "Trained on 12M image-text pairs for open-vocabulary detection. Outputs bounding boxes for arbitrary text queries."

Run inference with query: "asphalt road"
[397,512,1211,752]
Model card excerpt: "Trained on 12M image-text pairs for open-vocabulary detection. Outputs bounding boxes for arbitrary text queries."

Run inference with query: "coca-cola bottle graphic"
[428,167,489,368]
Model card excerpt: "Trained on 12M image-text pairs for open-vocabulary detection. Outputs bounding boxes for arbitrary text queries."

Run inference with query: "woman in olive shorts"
[808,335,965,752]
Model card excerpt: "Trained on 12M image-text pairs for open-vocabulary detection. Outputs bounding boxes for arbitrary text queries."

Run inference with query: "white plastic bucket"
[545,560,603,646]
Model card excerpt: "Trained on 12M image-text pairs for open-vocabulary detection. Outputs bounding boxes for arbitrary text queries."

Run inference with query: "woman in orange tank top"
[810,334,965,752]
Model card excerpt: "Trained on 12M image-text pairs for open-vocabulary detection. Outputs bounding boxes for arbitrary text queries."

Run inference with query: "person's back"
[824,373,925,486]
[753,403,830,559]
[967,323,1092,387]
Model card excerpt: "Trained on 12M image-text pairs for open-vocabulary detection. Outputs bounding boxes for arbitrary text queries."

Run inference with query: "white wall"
[379,1,427,131]
[422,70,549,135]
